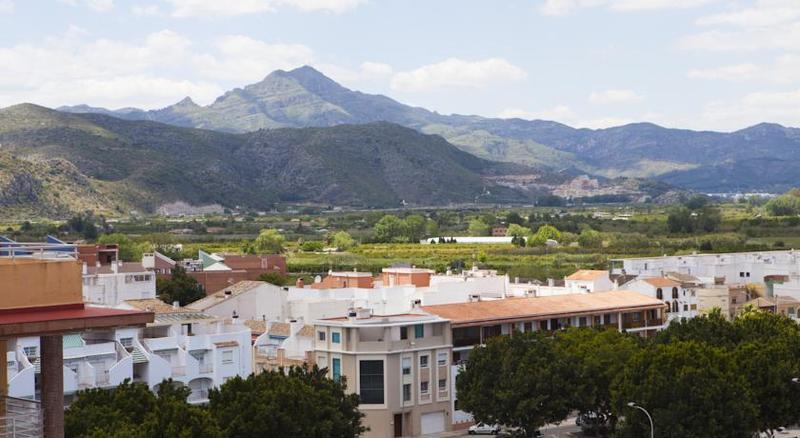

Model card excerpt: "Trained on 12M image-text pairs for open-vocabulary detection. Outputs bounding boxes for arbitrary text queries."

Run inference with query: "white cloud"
[540,0,716,16]
[682,1,800,51]
[0,0,14,14]
[687,64,760,81]
[390,58,526,92]
[588,89,643,104]
[132,4,163,15]
[194,35,313,82]
[701,89,800,130]
[164,0,363,16]
[59,0,114,11]
[317,61,393,87]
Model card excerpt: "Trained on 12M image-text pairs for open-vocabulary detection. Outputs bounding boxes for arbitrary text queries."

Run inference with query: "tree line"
[66,365,365,438]
[456,308,800,438]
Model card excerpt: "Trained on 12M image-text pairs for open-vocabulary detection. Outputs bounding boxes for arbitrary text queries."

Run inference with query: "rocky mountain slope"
[61,66,800,193]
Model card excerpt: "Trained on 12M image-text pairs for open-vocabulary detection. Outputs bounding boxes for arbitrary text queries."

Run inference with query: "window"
[222,350,233,364]
[746,272,751,278]
[318,331,326,342]
[23,346,38,358]
[359,360,384,404]
[578,317,587,327]
[437,351,447,367]
[740,272,745,278]
[691,304,698,310]
[603,314,612,325]
[119,337,133,348]
[332,358,341,382]
[402,357,411,375]
[524,322,533,332]
[420,355,429,368]
[672,287,679,299]
[403,384,411,402]
[414,324,424,339]
[665,301,671,313]
[656,288,663,300]
[420,381,429,394]
[683,304,688,311]
[438,378,447,391]
[672,301,679,313]
[400,326,408,340]
[331,332,341,344]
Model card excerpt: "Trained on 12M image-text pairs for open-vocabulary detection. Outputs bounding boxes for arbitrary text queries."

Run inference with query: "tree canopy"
[157,266,205,306]
[245,229,286,254]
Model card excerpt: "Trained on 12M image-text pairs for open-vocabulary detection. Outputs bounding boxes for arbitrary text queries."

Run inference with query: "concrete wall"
[0,259,82,309]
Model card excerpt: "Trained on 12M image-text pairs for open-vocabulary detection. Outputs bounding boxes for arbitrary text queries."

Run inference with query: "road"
[429,416,583,437]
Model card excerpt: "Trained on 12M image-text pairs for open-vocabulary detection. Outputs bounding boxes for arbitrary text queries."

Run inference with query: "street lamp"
[627,402,654,438]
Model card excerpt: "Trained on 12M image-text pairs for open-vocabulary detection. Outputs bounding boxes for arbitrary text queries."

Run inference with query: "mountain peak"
[174,96,199,107]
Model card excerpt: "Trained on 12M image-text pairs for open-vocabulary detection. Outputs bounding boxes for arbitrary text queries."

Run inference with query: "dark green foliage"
[67,211,99,240]
[456,332,576,436]
[612,341,758,438]
[666,205,721,234]
[257,271,288,286]
[157,266,205,305]
[65,379,221,438]
[300,240,325,252]
[765,189,800,216]
[208,364,365,438]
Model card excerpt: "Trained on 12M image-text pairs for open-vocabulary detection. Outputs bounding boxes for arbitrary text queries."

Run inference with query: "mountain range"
[60,66,800,194]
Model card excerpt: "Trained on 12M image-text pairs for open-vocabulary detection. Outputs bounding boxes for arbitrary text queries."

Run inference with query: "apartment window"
[414,324,424,339]
[524,322,533,332]
[318,331,326,342]
[420,355,429,368]
[222,350,233,364]
[740,272,745,278]
[747,272,751,278]
[437,351,447,367]
[672,288,679,299]
[579,317,587,327]
[332,358,341,382]
[656,288,663,300]
[359,360,384,404]
[420,381,429,394]
[691,304,698,310]
[403,384,411,402]
[331,332,341,344]
[603,314,612,325]
[23,346,38,358]
[402,357,411,375]
[683,304,688,312]
[539,320,548,331]
[400,326,408,340]
[119,337,133,348]
[438,378,447,391]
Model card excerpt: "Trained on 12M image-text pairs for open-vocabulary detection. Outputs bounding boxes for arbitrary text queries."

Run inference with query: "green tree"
[157,266,205,305]
[425,219,439,238]
[556,328,640,433]
[506,223,531,239]
[467,218,489,237]
[506,211,525,225]
[300,240,325,252]
[529,225,561,246]
[98,233,149,262]
[577,229,603,248]
[457,332,575,437]
[247,229,285,254]
[330,231,357,251]
[372,215,409,243]
[404,214,427,242]
[765,192,800,216]
[612,341,758,438]
[209,364,365,437]
[65,379,221,438]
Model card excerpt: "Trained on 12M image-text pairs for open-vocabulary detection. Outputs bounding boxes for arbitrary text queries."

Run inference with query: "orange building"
[0,252,153,437]
[380,267,435,288]
[311,271,374,289]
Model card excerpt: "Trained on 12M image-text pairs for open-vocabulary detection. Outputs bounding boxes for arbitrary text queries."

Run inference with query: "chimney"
[82,262,88,275]
[232,310,239,322]
[295,278,305,288]
[224,289,232,297]
[469,294,481,302]
[111,260,119,274]
[411,299,422,309]
[347,308,358,322]
[95,261,101,268]
[356,308,371,319]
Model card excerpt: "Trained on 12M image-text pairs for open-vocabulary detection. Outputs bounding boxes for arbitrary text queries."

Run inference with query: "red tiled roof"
[566,270,608,281]
[422,290,665,327]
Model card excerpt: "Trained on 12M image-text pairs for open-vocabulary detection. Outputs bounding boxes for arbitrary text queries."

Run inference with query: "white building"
[624,277,698,322]
[519,270,614,297]
[611,250,800,285]
[82,260,155,306]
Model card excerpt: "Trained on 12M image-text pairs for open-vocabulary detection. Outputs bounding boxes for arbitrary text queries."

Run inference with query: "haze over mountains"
[60,66,800,194]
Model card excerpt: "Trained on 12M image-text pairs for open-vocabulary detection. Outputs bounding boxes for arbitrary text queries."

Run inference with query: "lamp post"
[627,402,654,438]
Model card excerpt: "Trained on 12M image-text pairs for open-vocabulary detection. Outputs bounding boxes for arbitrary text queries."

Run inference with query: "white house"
[82,260,156,306]
[624,277,698,322]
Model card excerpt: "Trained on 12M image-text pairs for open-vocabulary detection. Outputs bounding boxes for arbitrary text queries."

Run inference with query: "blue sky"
[0,0,798,131]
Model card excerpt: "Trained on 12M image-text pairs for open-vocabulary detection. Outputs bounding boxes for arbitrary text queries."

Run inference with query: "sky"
[0,0,798,131]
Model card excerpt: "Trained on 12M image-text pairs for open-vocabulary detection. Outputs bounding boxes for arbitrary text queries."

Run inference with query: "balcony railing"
[0,397,42,438]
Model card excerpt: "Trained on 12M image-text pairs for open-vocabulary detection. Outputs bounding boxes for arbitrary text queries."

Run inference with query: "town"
[3,230,800,437]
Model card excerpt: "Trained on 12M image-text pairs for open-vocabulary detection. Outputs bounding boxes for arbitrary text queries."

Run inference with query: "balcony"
[0,396,42,438]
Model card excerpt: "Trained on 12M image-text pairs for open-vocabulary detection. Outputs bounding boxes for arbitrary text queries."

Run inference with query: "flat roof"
[566,270,608,281]
[422,290,665,327]
[0,304,153,337]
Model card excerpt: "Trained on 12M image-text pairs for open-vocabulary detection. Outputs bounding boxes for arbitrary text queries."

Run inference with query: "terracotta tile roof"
[268,322,290,337]
[422,290,665,327]
[297,325,315,337]
[642,277,681,288]
[124,299,193,314]
[243,320,267,334]
[566,270,608,281]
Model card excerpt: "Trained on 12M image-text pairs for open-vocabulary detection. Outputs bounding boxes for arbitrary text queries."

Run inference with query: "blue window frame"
[332,358,341,382]
[414,324,424,339]
[332,332,341,344]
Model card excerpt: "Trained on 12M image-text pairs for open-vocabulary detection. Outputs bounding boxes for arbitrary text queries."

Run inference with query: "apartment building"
[314,311,453,437]
[624,277,698,322]
[422,290,666,426]
[82,260,155,306]
[610,250,800,284]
